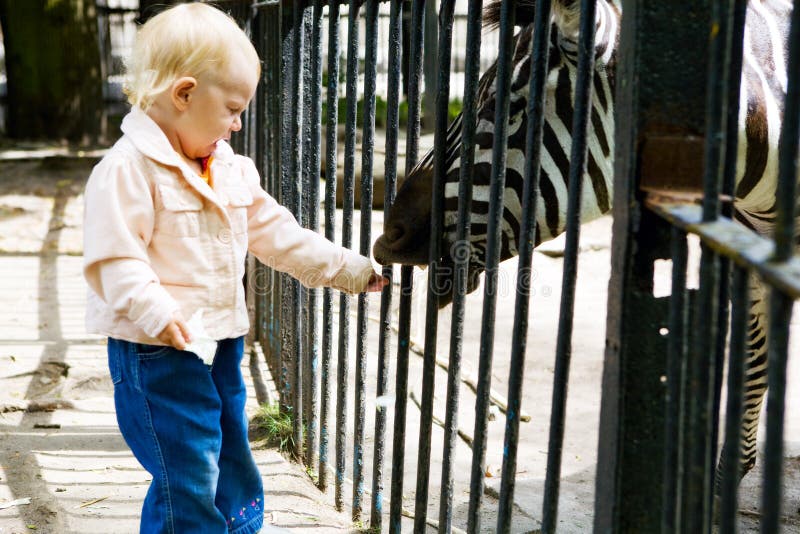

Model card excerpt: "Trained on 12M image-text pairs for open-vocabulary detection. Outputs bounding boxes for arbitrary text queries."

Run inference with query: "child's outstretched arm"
[238,157,387,294]
[83,156,185,344]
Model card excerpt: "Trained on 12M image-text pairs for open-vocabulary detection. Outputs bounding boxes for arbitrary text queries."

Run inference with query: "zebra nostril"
[384,225,405,244]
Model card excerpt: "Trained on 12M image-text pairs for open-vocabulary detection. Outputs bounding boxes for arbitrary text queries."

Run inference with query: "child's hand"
[365,271,390,292]
[157,312,192,350]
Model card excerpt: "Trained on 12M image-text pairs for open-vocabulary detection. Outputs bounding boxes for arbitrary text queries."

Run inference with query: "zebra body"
[372,1,795,487]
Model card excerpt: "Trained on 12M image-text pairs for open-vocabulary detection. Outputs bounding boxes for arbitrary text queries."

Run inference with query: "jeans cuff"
[229,512,263,534]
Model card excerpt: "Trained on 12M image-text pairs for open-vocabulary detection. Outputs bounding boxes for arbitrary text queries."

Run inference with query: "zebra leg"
[715,271,770,491]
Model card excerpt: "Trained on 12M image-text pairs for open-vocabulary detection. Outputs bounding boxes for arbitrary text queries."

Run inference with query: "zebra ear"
[483,0,538,30]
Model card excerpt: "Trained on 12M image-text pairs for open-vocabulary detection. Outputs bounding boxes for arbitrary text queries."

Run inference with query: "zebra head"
[373,0,620,307]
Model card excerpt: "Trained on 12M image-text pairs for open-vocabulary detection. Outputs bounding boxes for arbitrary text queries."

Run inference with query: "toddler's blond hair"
[124,2,260,110]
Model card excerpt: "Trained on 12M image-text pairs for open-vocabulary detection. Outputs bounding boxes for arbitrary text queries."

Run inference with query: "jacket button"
[218,229,232,243]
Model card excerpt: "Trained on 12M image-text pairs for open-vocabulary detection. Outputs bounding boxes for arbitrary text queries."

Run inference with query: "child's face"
[178,56,258,161]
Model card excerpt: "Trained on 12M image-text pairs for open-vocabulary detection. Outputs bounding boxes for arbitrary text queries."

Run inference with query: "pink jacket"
[83,108,374,344]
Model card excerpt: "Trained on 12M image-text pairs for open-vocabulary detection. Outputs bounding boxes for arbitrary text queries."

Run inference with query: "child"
[82,4,386,533]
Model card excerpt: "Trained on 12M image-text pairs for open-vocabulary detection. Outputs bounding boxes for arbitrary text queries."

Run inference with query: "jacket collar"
[120,107,236,204]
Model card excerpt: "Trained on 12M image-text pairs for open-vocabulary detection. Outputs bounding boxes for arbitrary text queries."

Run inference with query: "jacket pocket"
[156,183,203,237]
[224,186,253,234]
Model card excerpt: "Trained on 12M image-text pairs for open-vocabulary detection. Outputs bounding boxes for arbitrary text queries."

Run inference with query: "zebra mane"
[483,0,538,30]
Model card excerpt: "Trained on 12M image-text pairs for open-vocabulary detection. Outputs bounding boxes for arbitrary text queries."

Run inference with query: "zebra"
[371,0,795,491]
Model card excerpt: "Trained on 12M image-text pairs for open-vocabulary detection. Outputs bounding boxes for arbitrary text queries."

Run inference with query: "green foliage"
[448,98,463,123]
[320,96,462,130]
[398,100,410,128]
[0,0,105,142]
[250,403,295,454]
[321,95,392,129]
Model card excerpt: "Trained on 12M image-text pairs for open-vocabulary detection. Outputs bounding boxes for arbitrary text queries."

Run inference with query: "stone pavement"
[0,157,358,533]
[3,152,800,534]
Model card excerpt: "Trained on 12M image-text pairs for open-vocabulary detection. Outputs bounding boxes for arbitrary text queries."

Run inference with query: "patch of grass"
[305,465,319,484]
[352,521,380,533]
[250,403,295,454]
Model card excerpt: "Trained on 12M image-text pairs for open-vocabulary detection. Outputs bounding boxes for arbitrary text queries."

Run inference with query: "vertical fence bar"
[389,267,412,531]
[541,1,597,531]
[413,0,456,530]
[291,0,307,460]
[681,1,732,530]
[762,294,794,533]
[708,3,747,517]
[305,0,324,470]
[466,1,516,532]
[496,1,554,530]
[264,5,283,376]
[278,2,293,406]
[718,266,748,533]
[336,0,361,511]
[761,1,800,529]
[352,0,379,522]
[241,6,256,158]
[252,8,268,348]
[319,0,341,493]
[280,0,301,416]
[389,0,424,528]
[773,0,800,266]
[661,227,689,533]
[371,0,403,528]
[299,2,312,463]
[438,0,483,531]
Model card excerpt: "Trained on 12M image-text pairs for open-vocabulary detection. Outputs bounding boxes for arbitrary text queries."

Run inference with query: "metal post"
[439,0,484,531]
[389,0,425,529]
[319,0,341,493]
[496,0,553,531]
[594,1,710,531]
[414,0,456,531]
[352,0,379,522]
[541,1,597,530]
[335,0,361,511]
[761,2,800,529]
[371,0,403,529]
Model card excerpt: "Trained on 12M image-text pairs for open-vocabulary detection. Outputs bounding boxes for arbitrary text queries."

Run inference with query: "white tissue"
[185,309,218,365]
[374,395,395,411]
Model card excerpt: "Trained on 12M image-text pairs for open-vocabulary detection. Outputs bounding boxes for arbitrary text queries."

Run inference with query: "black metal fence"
[229,0,799,532]
[597,1,800,533]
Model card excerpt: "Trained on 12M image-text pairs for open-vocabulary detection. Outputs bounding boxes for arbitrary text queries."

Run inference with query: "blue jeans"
[108,337,264,534]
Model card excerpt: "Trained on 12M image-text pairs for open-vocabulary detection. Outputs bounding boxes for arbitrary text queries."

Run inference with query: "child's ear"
[171,77,197,111]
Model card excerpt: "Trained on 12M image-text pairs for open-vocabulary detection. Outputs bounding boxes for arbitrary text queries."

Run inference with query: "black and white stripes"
[373,0,796,488]
[434,0,620,265]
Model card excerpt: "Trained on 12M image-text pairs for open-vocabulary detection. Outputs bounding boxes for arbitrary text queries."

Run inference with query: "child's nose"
[231,115,242,132]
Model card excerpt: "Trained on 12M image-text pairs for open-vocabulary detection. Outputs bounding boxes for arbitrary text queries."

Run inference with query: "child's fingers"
[365,274,390,292]
[168,323,188,351]
[175,318,192,344]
